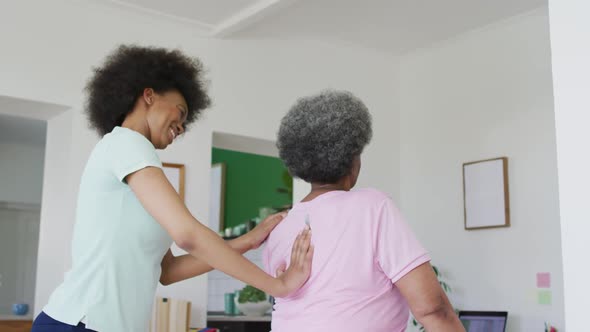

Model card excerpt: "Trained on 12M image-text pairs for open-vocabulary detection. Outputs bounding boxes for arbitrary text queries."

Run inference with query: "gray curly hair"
[277,90,372,183]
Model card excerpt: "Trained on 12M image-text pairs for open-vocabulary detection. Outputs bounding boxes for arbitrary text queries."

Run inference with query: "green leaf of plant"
[432,265,439,276]
[238,285,267,303]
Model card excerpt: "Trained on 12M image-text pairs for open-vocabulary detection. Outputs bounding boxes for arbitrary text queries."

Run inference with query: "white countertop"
[207,314,271,322]
[0,314,34,321]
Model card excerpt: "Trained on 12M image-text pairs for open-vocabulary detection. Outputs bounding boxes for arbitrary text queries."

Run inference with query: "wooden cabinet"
[0,319,33,332]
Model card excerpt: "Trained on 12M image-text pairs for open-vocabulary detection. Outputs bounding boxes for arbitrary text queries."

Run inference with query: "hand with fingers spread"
[274,225,314,297]
[245,212,288,250]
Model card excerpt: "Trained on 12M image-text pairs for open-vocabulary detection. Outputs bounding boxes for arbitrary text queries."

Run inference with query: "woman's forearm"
[182,222,287,297]
[159,236,252,285]
[126,168,291,296]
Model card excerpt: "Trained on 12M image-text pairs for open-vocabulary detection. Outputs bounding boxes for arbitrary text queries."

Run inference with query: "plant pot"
[235,300,272,316]
[12,303,29,316]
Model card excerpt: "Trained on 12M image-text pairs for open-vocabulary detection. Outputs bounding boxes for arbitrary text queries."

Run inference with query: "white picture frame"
[163,163,185,201]
[463,157,510,230]
[209,163,226,232]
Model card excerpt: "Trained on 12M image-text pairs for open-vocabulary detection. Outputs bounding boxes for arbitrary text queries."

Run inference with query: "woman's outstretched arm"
[127,166,313,297]
[159,213,285,285]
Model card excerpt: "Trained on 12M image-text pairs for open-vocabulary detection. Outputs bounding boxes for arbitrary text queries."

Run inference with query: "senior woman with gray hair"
[263,90,464,331]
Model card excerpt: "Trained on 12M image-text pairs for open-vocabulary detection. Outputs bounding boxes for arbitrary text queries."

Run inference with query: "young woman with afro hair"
[31,45,313,332]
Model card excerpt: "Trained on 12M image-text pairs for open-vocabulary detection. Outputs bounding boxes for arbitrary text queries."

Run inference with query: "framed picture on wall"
[463,157,510,230]
[209,163,226,232]
[163,162,185,201]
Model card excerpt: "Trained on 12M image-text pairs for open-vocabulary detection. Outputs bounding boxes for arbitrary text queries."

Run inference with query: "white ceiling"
[116,0,259,26]
[100,0,300,36]
[233,0,548,54]
[97,0,547,54]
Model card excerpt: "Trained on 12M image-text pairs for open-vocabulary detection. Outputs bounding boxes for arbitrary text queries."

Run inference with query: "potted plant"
[235,285,272,316]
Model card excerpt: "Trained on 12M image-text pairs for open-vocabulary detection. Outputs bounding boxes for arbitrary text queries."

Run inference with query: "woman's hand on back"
[274,226,314,297]
[244,212,288,250]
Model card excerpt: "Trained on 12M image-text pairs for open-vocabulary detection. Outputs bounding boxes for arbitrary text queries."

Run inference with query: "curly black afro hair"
[85,45,211,136]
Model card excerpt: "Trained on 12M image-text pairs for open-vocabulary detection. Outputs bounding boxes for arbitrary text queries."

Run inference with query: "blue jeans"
[31,311,97,332]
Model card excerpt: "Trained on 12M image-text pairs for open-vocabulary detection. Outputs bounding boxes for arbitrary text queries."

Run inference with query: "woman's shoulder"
[349,187,393,204]
[99,127,157,156]
[103,126,151,144]
[86,127,159,172]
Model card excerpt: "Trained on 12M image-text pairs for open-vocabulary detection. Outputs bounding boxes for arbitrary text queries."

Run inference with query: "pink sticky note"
[537,272,551,288]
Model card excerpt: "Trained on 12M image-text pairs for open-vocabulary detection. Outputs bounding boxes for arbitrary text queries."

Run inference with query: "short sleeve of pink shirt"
[375,198,430,283]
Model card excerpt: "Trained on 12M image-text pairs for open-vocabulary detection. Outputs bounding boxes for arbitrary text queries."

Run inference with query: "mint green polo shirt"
[44,127,173,331]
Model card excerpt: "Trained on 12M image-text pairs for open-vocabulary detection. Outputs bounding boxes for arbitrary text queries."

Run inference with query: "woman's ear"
[143,88,155,106]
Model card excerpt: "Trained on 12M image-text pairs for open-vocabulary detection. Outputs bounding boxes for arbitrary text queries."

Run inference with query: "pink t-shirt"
[263,188,430,332]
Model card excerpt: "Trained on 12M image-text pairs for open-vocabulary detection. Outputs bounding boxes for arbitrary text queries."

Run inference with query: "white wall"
[548,1,590,330]
[34,110,76,318]
[0,142,45,205]
[0,0,399,326]
[399,8,563,331]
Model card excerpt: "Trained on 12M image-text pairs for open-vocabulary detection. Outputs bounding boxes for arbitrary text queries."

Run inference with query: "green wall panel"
[211,148,292,229]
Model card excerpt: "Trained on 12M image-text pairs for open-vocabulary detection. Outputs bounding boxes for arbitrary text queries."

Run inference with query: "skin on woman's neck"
[301,156,361,203]
[301,179,351,203]
[121,99,151,140]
